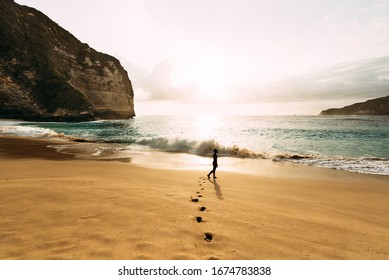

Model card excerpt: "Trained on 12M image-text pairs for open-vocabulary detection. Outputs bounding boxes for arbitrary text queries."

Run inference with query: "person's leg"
[207,167,216,178]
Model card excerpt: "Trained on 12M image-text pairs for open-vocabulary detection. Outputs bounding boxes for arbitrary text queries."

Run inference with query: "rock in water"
[319,96,389,116]
[0,0,135,121]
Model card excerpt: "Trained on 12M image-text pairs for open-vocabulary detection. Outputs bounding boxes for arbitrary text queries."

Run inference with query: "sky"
[15,0,389,115]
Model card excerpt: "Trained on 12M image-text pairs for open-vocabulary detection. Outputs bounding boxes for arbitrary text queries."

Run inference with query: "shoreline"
[1,117,388,176]
[0,136,388,260]
[2,135,388,178]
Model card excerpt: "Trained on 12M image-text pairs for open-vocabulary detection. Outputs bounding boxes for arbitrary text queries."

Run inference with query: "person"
[207,149,218,179]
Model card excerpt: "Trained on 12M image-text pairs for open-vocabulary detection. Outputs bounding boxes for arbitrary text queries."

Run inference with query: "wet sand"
[0,137,388,259]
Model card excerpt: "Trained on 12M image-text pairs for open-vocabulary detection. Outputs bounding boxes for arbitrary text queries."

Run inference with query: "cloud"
[369,18,389,29]
[122,55,389,106]
[229,56,389,103]
[376,39,389,45]
[122,59,198,102]
[375,0,387,8]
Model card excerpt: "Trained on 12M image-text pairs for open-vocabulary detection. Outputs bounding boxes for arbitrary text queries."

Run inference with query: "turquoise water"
[1,115,388,175]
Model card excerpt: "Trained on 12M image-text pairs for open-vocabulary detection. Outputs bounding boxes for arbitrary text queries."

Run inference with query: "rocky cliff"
[0,0,135,121]
[320,96,389,115]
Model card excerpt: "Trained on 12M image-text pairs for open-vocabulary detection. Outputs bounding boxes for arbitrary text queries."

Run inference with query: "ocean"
[1,115,388,175]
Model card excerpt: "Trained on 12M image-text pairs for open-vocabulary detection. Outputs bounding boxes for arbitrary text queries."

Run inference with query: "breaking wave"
[0,124,92,142]
[1,122,387,176]
[135,137,266,159]
[0,125,59,138]
[0,124,263,158]
[273,153,389,176]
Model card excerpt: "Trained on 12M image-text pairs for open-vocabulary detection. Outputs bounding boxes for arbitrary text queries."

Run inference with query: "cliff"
[0,0,135,121]
[320,96,389,115]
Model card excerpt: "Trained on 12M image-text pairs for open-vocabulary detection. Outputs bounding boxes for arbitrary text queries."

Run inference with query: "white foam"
[0,124,59,138]
[290,157,389,176]
[135,137,265,158]
[2,122,387,176]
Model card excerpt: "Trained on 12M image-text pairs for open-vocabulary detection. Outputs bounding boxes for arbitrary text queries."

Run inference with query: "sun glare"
[171,48,233,101]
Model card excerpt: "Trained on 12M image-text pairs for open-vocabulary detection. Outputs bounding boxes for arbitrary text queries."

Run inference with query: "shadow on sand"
[208,178,223,200]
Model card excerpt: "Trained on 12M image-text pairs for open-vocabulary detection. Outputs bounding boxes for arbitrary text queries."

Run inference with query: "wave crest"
[0,124,92,142]
[135,137,265,159]
[0,125,59,138]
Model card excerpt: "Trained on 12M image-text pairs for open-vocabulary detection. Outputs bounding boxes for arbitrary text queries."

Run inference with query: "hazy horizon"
[15,0,389,115]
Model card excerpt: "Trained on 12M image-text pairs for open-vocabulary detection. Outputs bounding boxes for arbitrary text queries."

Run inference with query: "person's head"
[213,149,218,153]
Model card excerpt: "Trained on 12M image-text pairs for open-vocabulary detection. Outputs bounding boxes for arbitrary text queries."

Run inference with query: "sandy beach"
[0,136,388,260]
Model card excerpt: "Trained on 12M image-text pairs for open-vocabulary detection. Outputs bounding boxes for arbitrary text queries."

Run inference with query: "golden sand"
[0,137,388,259]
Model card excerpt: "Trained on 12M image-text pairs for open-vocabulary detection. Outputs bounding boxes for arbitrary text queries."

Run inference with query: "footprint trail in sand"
[190,176,215,244]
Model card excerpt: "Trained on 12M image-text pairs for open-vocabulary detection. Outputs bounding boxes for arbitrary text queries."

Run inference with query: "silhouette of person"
[207,149,218,179]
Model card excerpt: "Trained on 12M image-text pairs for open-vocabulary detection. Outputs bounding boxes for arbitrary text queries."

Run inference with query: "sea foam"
[281,154,389,176]
[0,123,89,142]
[2,116,388,176]
[135,137,266,159]
[0,124,59,138]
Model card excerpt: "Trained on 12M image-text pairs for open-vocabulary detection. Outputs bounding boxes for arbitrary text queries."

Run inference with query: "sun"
[170,48,233,101]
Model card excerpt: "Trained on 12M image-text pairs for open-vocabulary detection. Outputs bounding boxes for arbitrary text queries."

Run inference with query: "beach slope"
[0,137,388,259]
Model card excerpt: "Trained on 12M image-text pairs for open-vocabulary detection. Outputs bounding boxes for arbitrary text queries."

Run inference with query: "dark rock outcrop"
[0,0,135,121]
[320,96,389,115]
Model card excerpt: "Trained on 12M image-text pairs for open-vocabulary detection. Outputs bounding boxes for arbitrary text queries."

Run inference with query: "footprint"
[204,232,213,242]
[197,195,203,198]
[199,206,206,212]
[196,216,203,223]
[196,191,200,194]
[191,197,199,203]
[201,188,204,190]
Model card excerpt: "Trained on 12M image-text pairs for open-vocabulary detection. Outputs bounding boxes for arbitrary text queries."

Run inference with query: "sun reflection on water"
[191,115,223,141]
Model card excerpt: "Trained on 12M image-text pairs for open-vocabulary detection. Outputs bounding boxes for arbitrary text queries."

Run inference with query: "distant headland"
[0,0,135,121]
[320,96,389,115]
